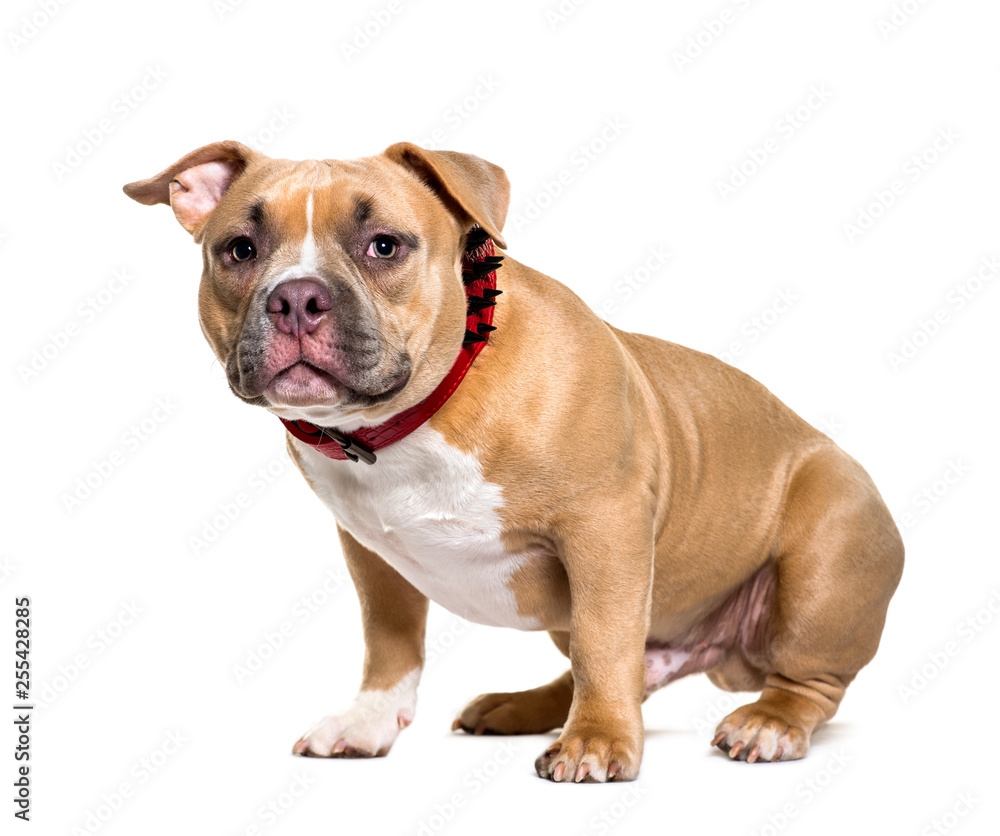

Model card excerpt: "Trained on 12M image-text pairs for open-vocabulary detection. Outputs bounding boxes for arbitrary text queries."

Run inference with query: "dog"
[124,141,903,782]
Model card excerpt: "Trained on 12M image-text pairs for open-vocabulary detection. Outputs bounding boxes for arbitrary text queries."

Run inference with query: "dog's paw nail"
[332,738,347,754]
[474,722,487,735]
[747,745,761,764]
[553,762,566,782]
[397,711,412,730]
[292,740,308,755]
[451,718,462,731]
[728,741,745,759]
[711,731,727,747]
[608,760,620,779]
[574,764,590,782]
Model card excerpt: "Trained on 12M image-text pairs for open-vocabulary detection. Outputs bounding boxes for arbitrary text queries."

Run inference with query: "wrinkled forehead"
[205,155,444,245]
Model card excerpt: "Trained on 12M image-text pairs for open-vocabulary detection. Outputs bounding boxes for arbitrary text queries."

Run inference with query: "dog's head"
[124,142,509,429]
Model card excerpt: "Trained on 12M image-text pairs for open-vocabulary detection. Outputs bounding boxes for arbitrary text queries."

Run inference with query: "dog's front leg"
[293,526,428,758]
[534,512,653,782]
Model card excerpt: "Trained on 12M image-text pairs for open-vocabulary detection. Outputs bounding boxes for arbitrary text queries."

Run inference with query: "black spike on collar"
[461,226,502,346]
[465,226,491,251]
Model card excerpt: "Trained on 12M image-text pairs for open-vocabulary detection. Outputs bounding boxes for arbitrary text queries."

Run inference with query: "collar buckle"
[321,428,377,464]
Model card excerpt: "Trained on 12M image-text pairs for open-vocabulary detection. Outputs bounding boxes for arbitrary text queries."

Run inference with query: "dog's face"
[124,142,509,429]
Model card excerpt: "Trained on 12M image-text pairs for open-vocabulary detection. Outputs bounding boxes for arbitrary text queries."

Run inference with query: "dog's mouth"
[263,360,411,409]
[265,361,340,406]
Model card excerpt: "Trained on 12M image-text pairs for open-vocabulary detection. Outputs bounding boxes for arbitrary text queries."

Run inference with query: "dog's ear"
[383,143,510,250]
[123,141,259,242]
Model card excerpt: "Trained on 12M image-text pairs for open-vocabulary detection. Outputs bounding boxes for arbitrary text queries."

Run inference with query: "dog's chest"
[291,426,538,629]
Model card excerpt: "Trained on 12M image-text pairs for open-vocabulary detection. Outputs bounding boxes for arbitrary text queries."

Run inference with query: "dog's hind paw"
[712,702,810,763]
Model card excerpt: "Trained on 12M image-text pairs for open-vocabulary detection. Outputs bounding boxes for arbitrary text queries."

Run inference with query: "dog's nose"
[266,279,333,337]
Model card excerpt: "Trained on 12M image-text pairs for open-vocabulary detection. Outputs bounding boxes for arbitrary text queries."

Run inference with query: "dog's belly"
[290,426,542,630]
[643,561,777,694]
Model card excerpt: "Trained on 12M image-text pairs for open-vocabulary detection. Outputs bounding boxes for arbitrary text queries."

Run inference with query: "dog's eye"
[230,238,256,262]
[366,236,398,259]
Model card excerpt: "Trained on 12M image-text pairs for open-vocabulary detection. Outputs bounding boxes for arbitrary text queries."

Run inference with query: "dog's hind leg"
[453,631,573,735]
[712,450,904,763]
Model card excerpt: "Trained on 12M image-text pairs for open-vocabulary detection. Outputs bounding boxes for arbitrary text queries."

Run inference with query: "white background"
[3,0,998,834]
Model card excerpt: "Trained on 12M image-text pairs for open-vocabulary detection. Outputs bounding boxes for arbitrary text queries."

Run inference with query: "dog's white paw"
[292,669,419,758]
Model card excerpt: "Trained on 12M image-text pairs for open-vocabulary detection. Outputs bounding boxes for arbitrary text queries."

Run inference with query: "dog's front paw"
[534,724,642,783]
[292,673,418,758]
[292,709,406,758]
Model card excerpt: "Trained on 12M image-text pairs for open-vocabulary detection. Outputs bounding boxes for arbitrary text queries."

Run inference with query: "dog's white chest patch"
[291,425,538,629]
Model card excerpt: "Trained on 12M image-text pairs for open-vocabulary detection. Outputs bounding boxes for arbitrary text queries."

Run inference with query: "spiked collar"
[280,228,502,464]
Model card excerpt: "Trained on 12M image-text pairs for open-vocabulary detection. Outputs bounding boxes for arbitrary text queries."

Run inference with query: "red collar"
[280,229,501,464]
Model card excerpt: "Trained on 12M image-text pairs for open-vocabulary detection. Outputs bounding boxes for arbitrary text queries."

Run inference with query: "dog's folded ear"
[123,141,259,242]
[383,143,510,250]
